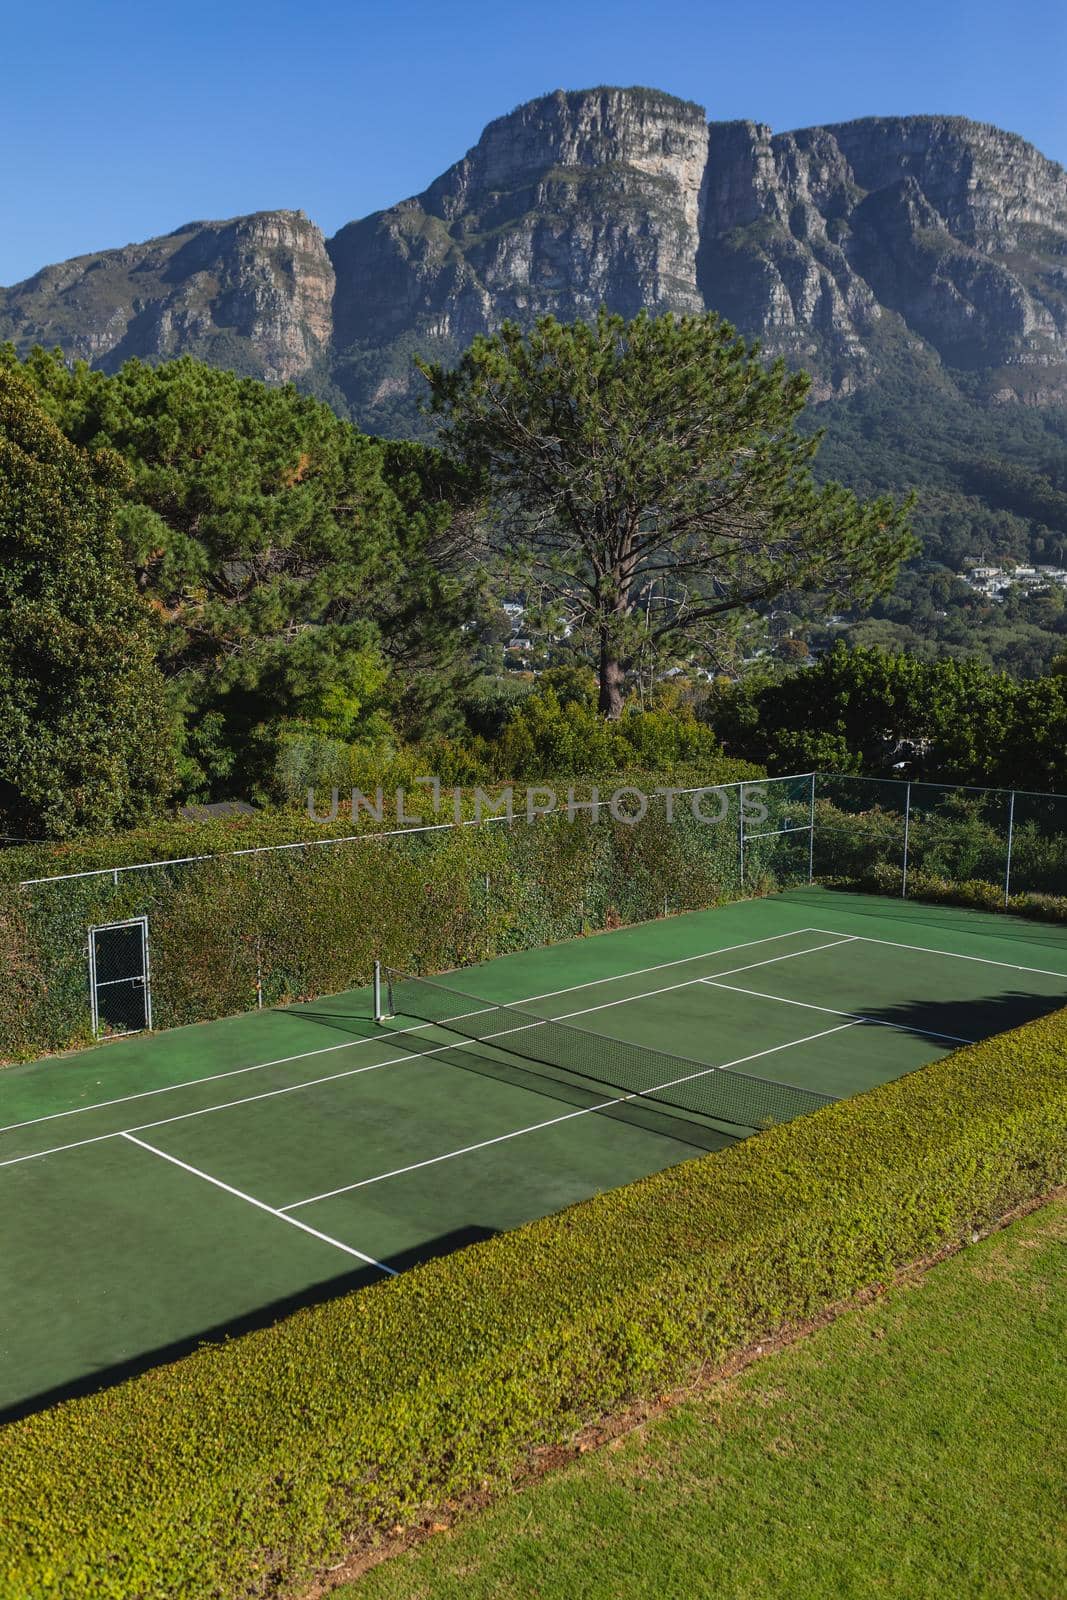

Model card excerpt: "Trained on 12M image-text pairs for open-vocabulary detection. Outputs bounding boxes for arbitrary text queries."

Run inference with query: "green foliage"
[2,1005,1064,1598]
[495,691,723,779]
[0,365,175,838]
[0,758,762,1062]
[346,1200,1067,1600]
[858,864,1067,922]
[712,642,1067,789]
[803,361,1067,675]
[813,788,1067,910]
[420,309,914,715]
[3,348,477,797]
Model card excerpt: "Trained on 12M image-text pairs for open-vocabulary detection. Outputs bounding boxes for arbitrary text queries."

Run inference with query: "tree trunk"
[599,636,625,719]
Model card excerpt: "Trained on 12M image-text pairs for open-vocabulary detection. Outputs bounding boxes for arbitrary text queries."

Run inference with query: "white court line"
[282,1021,858,1212]
[121,1133,397,1275]
[546,937,857,1024]
[0,1025,430,1139]
[0,928,821,1139]
[700,979,975,1046]
[807,927,1067,981]
[0,1046,455,1171]
[495,927,818,1006]
[0,934,856,1174]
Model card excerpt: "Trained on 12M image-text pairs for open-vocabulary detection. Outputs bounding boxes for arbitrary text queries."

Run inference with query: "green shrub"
[0,760,764,1063]
[845,864,1067,924]
[495,692,724,779]
[2,1007,1065,1599]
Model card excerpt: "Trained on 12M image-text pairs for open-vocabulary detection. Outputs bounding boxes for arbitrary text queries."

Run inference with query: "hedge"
[2,1004,1066,1599]
[0,761,783,1064]
[813,793,1067,902]
[831,862,1067,924]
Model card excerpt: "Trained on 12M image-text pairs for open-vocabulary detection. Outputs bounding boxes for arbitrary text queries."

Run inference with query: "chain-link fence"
[9,769,1063,1066]
[1,777,816,1062]
[813,775,1067,905]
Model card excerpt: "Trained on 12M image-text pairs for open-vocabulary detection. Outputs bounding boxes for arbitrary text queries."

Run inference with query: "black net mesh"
[383,968,835,1132]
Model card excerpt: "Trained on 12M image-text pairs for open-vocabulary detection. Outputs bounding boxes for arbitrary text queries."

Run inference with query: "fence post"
[1004,790,1016,908]
[372,961,382,1024]
[901,782,912,899]
[807,773,816,883]
[739,782,745,890]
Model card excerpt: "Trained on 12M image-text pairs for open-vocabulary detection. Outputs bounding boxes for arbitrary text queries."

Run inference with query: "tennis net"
[379,967,836,1132]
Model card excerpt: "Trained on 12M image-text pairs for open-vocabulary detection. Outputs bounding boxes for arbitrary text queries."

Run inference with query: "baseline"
[805,926,1067,980]
[121,1133,397,1275]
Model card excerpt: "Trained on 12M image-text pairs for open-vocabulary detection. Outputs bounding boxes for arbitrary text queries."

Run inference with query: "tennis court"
[3,887,1067,1421]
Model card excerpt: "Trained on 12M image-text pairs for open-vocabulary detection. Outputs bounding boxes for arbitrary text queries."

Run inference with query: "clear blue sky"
[3,0,1065,287]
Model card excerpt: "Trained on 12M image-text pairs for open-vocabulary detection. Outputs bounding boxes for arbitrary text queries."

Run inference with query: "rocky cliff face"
[699,116,1067,402]
[2,90,1066,425]
[327,87,710,420]
[0,210,334,384]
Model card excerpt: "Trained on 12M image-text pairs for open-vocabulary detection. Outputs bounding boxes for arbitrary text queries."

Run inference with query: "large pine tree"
[421,309,915,716]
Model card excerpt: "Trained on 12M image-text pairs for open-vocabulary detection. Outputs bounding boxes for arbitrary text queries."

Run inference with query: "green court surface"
[2,888,1066,1421]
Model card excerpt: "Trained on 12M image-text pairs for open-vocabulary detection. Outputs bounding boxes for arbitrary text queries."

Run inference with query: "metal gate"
[88,917,152,1037]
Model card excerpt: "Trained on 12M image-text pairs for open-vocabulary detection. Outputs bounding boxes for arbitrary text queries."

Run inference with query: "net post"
[372,961,383,1024]
[901,782,912,899]
[1004,790,1016,907]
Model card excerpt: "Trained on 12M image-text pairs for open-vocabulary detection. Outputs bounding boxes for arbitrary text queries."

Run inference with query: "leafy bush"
[2,1005,1065,1599]
[813,794,1067,903]
[0,760,763,1063]
[844,865,1067,924]
[0,365,176,837]
[495,690,724,778]
[710,642,1067,791]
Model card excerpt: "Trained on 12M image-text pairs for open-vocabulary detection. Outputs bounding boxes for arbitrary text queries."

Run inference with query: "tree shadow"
[0,1225,497,1427]
[368,1021,739,1153]
[858,984,1066,1047]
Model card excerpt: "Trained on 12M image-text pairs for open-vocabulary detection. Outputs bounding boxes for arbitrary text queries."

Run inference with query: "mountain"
[0,209,337,390]
[3,87,1066,431]
[5,86,1067,675]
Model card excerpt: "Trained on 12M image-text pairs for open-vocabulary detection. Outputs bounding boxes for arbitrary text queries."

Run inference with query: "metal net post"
[738,781,746,889]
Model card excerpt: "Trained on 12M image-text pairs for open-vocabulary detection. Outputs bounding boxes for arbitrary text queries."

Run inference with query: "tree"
[0,366,175,837]
[710,643,1018,783]
[419,309,915,716]
[7,349,479,793]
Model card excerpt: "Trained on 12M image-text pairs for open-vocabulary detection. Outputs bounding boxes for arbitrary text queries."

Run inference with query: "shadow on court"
[277,1004,377,1035]
[0,1224,499,1426]
[858,985,1066,1046]
[372,1022,741,1151]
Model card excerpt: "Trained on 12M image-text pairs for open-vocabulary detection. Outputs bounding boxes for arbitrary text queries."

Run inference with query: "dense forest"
[801,356,1067,676]
[3,313,1067,842]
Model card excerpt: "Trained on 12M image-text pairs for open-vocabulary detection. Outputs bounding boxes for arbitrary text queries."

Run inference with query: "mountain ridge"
[3,87,1067,431]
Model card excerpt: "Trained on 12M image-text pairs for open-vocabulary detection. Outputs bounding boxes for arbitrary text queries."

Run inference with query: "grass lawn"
[334,1195,1067,1599]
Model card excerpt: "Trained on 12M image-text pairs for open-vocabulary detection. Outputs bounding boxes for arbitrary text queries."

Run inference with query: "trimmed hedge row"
[1,762,787,1064]
[0,762,763,887]
[839,862,1067,923]
[2,1006,1066,1598]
